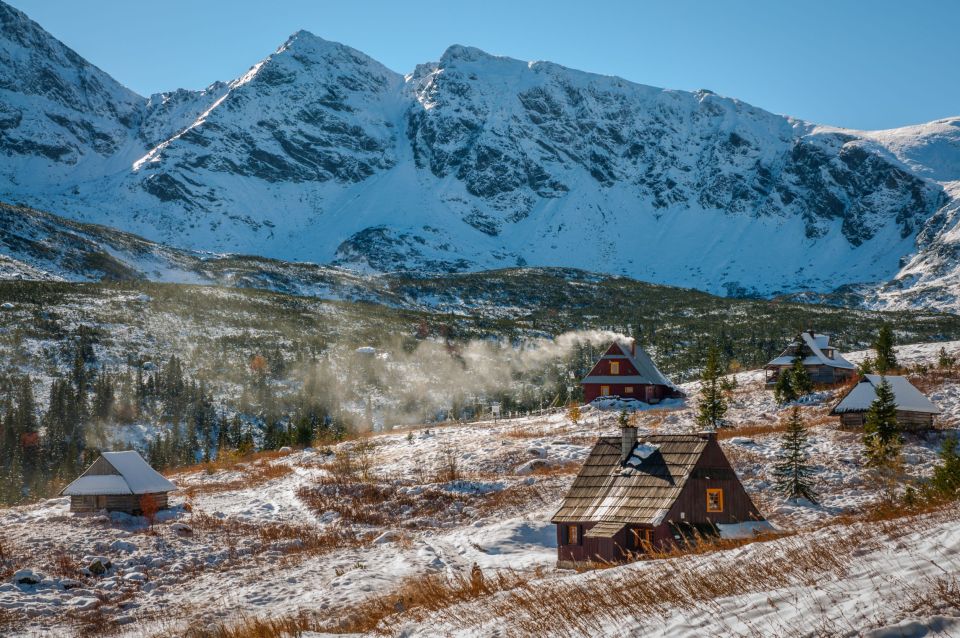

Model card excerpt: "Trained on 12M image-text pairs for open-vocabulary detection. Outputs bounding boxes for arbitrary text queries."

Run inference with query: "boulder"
[86,557,112,575]
[59,578,83,590]
[109,539,136,553]
[12,569,42,585]
[515,458,548,475]
[373,531,400,545]
[170,522,193,535]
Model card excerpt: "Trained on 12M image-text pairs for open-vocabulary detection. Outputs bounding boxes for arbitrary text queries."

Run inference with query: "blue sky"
[9,0,959,130]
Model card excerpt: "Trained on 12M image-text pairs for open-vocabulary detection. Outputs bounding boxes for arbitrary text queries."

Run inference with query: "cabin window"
[624,386,634,394]
[566,524,580,545]
[600,386,610,396]
[610,361,620,375]
[706,489,724,513]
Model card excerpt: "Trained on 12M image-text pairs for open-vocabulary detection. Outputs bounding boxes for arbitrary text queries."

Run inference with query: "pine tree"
[873,325,898,373]
[863,377,902,468]
[696,345,727,430]
[938,348,957,370]
[790,354,813,397]
[773,370,796,406]
[931,434,960,497]
[772,407,818,503]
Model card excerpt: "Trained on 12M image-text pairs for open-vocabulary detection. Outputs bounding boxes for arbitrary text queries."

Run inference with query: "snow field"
[1,340,959,635]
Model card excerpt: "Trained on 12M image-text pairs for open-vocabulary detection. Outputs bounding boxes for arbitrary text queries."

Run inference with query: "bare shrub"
[435,445,460,483]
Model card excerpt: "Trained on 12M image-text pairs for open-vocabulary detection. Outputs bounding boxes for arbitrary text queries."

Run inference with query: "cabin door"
[644,386,654,402]
[95,495,107,509]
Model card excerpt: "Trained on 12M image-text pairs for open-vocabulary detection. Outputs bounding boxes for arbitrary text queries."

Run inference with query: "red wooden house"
[551,428,765,567]
[581,340,681,404]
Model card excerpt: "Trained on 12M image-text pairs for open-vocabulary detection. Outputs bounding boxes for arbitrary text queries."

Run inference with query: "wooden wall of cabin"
[69,492,170,513]
[662,438,762,527]
[838,410,934,431]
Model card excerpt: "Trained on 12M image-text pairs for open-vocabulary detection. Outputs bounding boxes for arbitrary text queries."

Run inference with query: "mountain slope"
[0,0,959,308]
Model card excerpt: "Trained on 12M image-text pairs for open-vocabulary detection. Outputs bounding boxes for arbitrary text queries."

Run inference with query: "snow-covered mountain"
[1,0,960,308]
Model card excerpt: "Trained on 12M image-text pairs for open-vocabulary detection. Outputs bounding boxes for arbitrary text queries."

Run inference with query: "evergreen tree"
[873,325,898,373]
[863,377,902,468]
[790,354,813,397]
[938,348,957,370]
[772,407,818,503]
[696,345,727,430]
[931,434,960,497]
[773,370,796,406]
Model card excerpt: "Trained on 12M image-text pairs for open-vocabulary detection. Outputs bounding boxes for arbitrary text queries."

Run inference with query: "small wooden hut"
[61,451,175,514]
[581,340,683,404]
[830,375,940,430]
[551,429,765,567]
[765,331,856,387]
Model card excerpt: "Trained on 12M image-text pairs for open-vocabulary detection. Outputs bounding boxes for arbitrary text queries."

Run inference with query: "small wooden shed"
[551,429,765,567]
[830,375,940,431]
[61,451,176,514]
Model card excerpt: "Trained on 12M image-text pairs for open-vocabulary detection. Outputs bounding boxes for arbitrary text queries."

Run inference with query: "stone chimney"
[621,423,637,463]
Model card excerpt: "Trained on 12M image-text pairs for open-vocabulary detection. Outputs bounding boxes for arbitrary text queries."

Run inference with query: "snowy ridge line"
[1,1,959,309]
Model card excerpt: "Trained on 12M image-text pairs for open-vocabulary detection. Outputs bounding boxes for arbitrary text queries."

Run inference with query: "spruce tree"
[772,407,818,503]
[696,345,727,430]
[863,377,902,468]
[938,348,957,370]
[773,369,796,406]
[790,354,813,397]
[873,325,898,373]
[931,434,960,497]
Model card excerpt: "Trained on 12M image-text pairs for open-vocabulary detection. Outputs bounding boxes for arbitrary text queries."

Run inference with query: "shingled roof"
[551,434,708,530]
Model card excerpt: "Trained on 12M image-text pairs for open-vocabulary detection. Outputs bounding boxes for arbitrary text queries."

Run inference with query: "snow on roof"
[831,375,940,415]
[582,341,679,390]
[766,332,855,370]
[60,474,132,496]
[61,451,175,496]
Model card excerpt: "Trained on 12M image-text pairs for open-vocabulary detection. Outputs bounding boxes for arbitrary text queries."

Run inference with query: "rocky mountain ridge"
[1,1,960,308]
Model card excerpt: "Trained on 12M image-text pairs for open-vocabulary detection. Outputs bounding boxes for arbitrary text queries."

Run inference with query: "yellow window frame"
[610,361,620,375]
[706,488,724,513]
[600,385,610,396]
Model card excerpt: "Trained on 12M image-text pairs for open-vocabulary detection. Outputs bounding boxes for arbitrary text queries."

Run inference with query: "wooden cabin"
[61,451,176,514]
[551,429,765,567]
[581,340,682,404]
[764,330,856,387]
[830,375,940,431]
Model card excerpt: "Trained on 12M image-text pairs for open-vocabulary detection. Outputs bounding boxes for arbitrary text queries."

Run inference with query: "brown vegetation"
[176,459,294,498]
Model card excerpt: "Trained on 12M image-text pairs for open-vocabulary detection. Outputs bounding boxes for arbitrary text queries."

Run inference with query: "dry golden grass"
[716,421,791,440]
[168,449,292,478]
[181,610,317,638]
[503,423,548,439]
[188,511,367,559]
[297,476,545,529]
[177,460,294,498]
[327,567,536,634]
